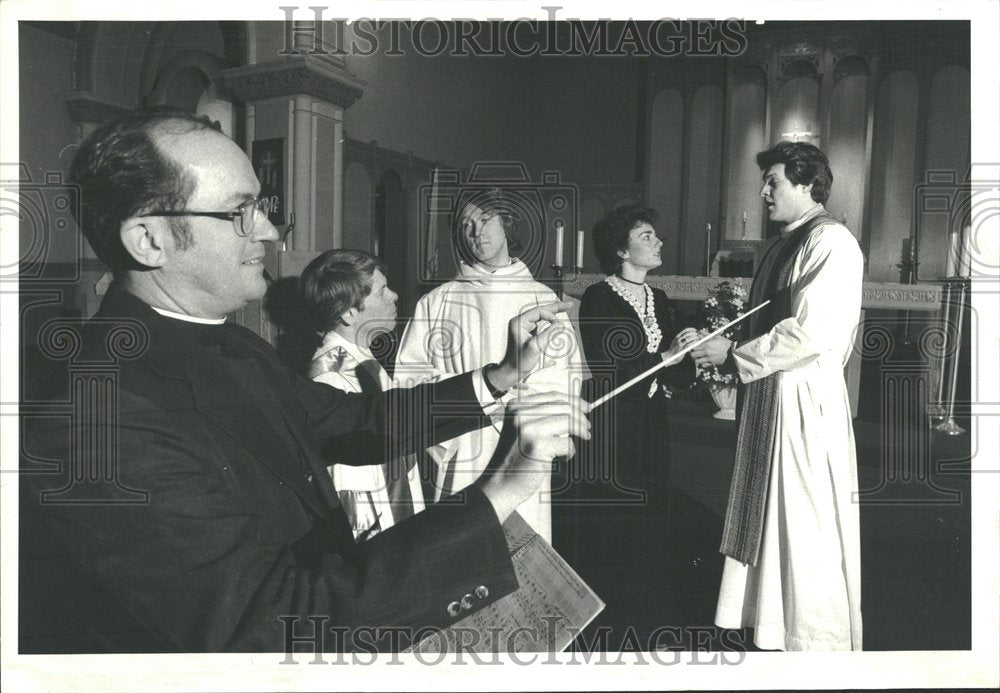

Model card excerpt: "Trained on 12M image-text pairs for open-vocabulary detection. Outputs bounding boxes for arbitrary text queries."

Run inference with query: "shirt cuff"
[473,368,505,419]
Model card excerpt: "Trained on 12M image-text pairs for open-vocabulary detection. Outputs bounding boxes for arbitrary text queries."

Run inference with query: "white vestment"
[395,259,582,541]
[309,331,425,539]
[714,208,864,651]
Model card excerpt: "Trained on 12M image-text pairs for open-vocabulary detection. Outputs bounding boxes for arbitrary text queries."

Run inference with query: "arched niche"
[868,70,919,282]
[647,89,684,274]
[684,85,724,276]
[826,56,870,240]
[920,65,971,279]
[375,170,411,313]
[726,65,768,241]
[147,50,236,137]
[344,162,373,252]
[580,198,607,272]
[774,74,819,144]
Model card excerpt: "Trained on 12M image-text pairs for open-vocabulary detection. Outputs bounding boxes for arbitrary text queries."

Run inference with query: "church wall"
[19,24,80,266]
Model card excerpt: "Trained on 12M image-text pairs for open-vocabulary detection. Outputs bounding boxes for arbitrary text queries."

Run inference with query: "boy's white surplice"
[714,209,864,651]
[395,258,582,541]
[309,331,425,539]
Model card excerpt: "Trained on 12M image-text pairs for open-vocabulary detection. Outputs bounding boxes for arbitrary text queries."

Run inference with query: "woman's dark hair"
[300,249,387,333]
[68,107,221,275]
[755,141,833,204]
[592,205,659,275]
[452,188,523,265]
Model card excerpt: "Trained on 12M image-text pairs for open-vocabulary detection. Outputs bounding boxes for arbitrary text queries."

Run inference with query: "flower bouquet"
[694,280,747,418]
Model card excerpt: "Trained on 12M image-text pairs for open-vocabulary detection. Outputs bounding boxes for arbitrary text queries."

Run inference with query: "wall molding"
[223,56,365,109]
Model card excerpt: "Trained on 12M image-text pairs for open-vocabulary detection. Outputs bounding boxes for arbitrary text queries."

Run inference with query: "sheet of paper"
[406,512,604,653]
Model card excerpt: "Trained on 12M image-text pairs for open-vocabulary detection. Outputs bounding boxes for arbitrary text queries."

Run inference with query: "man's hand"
[488,301,574,392]
[691,335,732,369]
[477,391,591,524]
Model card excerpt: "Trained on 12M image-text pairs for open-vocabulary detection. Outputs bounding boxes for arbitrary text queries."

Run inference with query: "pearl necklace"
[605,275,662,353]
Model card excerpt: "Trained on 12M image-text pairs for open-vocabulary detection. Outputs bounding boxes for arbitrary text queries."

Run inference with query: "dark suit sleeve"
[275,344,491,467]
[20,393,516,653]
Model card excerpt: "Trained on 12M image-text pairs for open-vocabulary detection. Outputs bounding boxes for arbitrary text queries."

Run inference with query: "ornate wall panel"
[826,67,870,238]
[646,89,684,274]
[724,65,768,242]
[683,85,725,275]
[868,70,919,282]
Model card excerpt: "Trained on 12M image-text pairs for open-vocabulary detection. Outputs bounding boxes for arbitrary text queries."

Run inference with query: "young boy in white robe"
[395,190,583,541]
[300,249,425,539]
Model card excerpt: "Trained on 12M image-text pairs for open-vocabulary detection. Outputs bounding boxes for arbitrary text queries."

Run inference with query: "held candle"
[554,221,564,267]
[576,229,585,268]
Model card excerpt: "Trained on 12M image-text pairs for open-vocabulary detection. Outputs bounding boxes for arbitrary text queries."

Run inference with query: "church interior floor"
[552,354,972,652]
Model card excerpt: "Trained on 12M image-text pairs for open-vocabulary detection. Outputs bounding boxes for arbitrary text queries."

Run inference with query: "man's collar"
[782,203,825,234]
[150,305,226,325]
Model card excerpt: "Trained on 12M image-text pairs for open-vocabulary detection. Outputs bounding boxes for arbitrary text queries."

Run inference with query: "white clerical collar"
[782,203,825,235]
[151,306,227,325]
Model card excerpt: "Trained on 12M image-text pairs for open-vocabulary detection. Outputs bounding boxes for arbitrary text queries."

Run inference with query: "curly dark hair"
[300,249,387,334]
[452,187,524,265]
[756,141,833,204]
[591,205,659,275]
[68,107,221,274]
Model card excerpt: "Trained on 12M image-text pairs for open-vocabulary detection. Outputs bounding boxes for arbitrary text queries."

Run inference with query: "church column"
[223,55,362,254]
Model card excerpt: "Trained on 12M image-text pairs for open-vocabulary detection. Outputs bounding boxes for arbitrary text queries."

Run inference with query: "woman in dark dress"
[561,205,695,649]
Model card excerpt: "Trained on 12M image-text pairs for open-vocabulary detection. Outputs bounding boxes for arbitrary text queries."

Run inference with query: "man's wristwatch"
[482,363,508,399]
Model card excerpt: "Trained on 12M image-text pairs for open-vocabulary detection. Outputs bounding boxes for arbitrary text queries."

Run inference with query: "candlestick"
[705,222,712,276]
[741,210,747,240]
[575,229,585,268]
[554,221,564,268]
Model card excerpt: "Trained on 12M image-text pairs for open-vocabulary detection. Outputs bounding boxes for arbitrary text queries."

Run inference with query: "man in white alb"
[692,141,864,651]
[395,190,582,541]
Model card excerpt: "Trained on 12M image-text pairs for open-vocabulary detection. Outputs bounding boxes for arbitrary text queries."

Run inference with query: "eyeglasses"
[146,197,270,237]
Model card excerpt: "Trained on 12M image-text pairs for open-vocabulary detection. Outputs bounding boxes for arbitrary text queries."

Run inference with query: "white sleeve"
[392,291,463,466]
[393,293,447,388]
[732,224,864,383]
[519,308,584,397]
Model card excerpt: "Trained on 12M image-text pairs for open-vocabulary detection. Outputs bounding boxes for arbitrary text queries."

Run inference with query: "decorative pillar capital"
[222,56,365,109]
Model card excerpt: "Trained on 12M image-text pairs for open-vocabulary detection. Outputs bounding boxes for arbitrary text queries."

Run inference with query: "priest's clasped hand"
[691,335,733,369]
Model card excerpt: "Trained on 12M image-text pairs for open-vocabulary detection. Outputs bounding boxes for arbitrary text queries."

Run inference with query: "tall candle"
[705,222,712,276]
[957,224,972,278]
[946,227,959,277]
[554,221,564,267]
[575,229,585,268]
